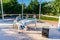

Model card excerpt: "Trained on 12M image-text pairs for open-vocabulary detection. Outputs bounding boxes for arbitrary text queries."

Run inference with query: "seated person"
[26,14,29,18]
[16,16,22,22]
[33,13,36,19]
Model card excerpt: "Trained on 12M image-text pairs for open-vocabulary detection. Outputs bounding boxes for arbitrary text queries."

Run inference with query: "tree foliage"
[0,0,60,16]
[50,0,60,15]
[26,0,39,14]
[41,0,60,15]
[3,0,20,14]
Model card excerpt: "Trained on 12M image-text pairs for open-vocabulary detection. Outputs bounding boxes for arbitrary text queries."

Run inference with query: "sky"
[17,0,52,6]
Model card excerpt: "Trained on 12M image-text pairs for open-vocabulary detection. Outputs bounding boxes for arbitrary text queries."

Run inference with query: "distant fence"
[3,14,59,19]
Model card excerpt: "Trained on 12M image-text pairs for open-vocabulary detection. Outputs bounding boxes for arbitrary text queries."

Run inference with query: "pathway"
[0,25,48,40]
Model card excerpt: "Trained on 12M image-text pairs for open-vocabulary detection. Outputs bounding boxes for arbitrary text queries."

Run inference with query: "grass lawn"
[38,16,58,22]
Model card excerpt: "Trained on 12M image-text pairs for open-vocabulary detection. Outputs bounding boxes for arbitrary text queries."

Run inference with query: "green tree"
[41,2,53,15]
[33,0,39,14]
[27,0,34,13]
[27,0,39,14]
[41,2,48,14]
[3,0,18,14]
[0,0,1,12]
[0,0,23,14]
[50,0,60,15]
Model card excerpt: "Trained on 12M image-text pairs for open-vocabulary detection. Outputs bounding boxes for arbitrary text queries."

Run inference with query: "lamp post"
[1,0,4,20]
[39,0,41,20]
[22,0,23,19]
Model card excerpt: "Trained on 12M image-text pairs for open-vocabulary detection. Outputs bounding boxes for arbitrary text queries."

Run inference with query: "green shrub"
[0,14,2,18]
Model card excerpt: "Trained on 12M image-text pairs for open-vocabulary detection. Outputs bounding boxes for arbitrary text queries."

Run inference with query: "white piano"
[14,18,37,31]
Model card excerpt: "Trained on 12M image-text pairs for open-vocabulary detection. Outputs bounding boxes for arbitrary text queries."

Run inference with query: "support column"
[1,0,4,20]
[22,0,23,19]
[39,0,41,20]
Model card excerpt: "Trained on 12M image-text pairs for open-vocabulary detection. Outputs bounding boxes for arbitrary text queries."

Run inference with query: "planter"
[42,26,49,38]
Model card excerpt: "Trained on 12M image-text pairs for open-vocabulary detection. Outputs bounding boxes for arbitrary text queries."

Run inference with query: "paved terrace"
[0,25,48,40]
[0,20,60,40]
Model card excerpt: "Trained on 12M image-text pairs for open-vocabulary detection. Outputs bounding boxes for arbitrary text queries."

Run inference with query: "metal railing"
[1,14,59,19]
